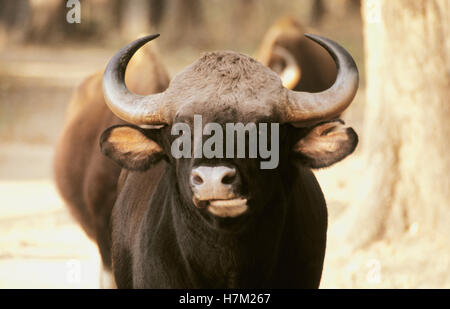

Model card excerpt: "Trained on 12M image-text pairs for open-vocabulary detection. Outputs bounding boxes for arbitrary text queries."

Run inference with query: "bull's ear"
[292,120,358,168]
[100,125,164,171]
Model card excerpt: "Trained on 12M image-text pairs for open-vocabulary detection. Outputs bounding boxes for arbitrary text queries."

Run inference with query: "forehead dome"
[161,51,288,122]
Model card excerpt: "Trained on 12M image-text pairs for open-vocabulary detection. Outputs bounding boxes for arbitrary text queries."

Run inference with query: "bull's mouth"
[193,197,248,218]
[208,198,248,218]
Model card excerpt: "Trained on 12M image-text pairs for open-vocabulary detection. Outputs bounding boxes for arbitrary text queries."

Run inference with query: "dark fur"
[108,124,330,288]
[103,114,357,288]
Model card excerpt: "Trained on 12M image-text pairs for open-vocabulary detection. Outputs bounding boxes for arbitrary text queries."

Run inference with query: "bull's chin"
[194,197,248,218]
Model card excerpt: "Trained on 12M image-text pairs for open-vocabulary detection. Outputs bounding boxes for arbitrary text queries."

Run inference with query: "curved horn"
[283,34,359,125]
[102,34,167,125]
[272,46,301,90]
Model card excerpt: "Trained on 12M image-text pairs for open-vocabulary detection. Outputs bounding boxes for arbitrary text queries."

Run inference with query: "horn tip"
[137,34,161,43]
[144,33,160,41]
[304,33,325,43]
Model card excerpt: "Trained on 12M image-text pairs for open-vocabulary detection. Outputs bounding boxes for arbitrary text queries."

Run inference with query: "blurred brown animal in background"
[53,41,170,287]
[257,16,337,92]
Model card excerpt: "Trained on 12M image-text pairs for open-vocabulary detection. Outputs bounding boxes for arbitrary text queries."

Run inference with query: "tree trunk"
[163,0,205,47]
[310,0,325,25]
[336,0,450,248]
[148,0,166,28]
[120,0,151,40]
[0,0,30,45]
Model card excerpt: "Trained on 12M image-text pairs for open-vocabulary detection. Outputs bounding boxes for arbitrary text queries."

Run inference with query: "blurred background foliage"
[0,0,362,51]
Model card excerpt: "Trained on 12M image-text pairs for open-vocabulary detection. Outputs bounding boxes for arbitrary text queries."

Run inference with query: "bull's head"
[100,34,358,223]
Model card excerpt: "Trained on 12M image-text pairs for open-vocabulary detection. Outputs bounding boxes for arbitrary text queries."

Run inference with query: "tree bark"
[148,0,166,28]
[0,0,30,45]
[120,0,151,40]
[310,0,325,25]
[163,0,205,47]
[336,0,450,248]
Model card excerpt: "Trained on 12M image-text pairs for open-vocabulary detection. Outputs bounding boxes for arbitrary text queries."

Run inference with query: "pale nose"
[190,166,239,200]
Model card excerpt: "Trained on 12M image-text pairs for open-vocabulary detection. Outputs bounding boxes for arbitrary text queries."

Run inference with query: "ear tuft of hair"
[292,120,358,169]
[100,125,165,171]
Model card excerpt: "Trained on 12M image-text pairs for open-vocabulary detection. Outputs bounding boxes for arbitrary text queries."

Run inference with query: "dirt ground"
[0,44,448,289]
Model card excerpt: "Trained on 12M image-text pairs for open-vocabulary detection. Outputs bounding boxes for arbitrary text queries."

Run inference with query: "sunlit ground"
[0,45,448,289]
[0,144,101,288]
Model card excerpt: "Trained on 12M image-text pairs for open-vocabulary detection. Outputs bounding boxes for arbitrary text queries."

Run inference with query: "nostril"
[221,174,235,185]
[192,174,204,185]
[221,170,236,185]
[192,166,238,189]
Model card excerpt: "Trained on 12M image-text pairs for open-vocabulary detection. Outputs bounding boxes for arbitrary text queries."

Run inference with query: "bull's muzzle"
[190,166,247,217]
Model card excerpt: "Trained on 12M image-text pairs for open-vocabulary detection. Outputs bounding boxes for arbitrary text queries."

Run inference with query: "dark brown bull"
[257,17,337,92]
[53,42,169,287]
[95,33,358,288]
[54,29,358,288]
